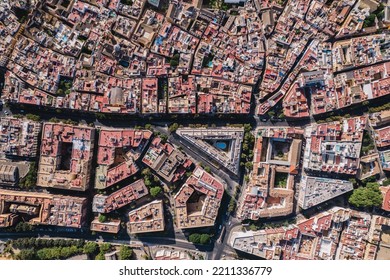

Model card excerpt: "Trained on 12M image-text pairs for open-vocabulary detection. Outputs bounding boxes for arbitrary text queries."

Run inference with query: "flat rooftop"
[128,200,165,234]
[174,166,224,229]
[298,176,353,210]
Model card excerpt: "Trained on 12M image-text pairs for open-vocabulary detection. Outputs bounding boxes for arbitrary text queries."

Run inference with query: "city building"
[367,215,390,260]
[337,211,371,260]
[95,128,152,189]
[374,126,390,148]
[358,153,381,180]
[90,218,121,234]
[128,200,165,234]
[174,166,224,229]
[380,186,390,212]
[282,81,310,118]
[148,0,160,8]
[230,207,379,260]
[168,76,196,114]
[0,189,87,228]
[142,137,193,183]
[369,110,390,127]
[298,176,353,210]
[305,116,366,174]
[176,127,244,175]
[0,213,18,228]
[37,122,95,191]
[92,179,149,213]
[237,127,303,220]
[0,117,41,158]
[195,77,252,114]
[154,249,191,260]
[379,149,390,171]
[0,164,18,186]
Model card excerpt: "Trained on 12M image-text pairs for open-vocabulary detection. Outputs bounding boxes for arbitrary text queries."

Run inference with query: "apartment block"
[142,137,193,183]
[0,189,87,228]
[37,122,95,191]
[0,117,41,158]
[237,127,303,220]
[128,200,165,234]
[95,128,152,189]
[174,166,224,229]
[92,179,149,213]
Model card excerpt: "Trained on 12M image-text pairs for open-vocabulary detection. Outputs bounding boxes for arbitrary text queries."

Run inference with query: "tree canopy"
[83,242,99,255]
[99,243,111,254]
[168,123,179,133]
[98,214,107,223]
[119,245,133,260]
[349,183,383,208]
[169,54,180,67]
[95,252,105,260]
[189,233,201,244]
[36,246,82,260]
[199,234,210,244]
[150,186,162,197]
[189,233,211,245]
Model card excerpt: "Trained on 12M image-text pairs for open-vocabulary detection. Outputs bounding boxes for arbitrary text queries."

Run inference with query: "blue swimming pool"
[119,60,129,67]
[215,142,227,150]
[155,36,163,46]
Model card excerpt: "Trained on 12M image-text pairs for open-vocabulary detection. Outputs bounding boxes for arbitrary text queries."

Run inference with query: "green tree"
[245,162,253,170]
[26,114,41,122]
[144,178,152,187]
[267,111,275,117]
[169,54,180,67]
[17,249,37,260]
[36,246,81,260]
[119,245,133,260]
[170,59,179,67]
[349,178,357,186]
[95,252,105,260]
[200,234,210,245]
[49,117,60,123]
[160,134,168,143]
[83,242,98,256]
[142,168,152,177]
[99,243,111,254]
[228,199,236,212]
[204,166,211,173]
[19,163,38,189]
[98,214,107,223]
[168,123,179,133]
[150,186,162,197]
[249,224,258,231]
[15,222,34,232]
[349,184,383,208]
[189,233,201,244]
